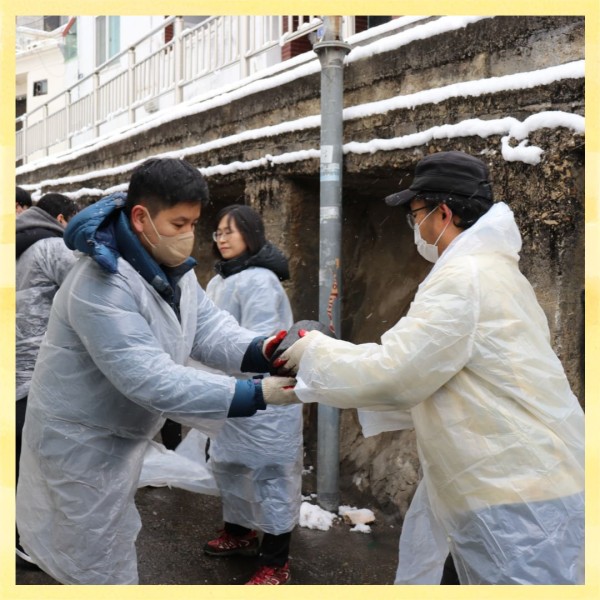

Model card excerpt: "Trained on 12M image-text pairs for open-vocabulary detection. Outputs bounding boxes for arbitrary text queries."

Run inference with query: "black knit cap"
[385,151,493,206]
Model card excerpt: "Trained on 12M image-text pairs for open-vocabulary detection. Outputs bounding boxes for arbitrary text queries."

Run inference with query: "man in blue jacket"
[16,158,296,584]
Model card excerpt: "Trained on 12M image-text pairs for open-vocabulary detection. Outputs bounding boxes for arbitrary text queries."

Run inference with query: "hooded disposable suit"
[206,245,303,535]
[16,206,76,401]
[295,202,584,584]
[16,194,265,585]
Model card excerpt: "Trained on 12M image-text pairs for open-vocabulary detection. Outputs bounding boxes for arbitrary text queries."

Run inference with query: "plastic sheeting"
[17,256,257,584]
[206,266,303,535]
[358,409,447,584]
[296,203,584,584]
[395,480,448,584]
[16,237,76,400]
[139,434,219,495]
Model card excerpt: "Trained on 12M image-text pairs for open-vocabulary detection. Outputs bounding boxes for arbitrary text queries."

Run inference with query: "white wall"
[16,42,65,119]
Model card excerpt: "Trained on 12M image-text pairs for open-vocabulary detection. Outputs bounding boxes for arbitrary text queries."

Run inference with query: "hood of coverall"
[423,201,521,280]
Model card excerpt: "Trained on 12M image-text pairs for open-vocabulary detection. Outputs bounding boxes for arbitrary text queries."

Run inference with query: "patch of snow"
[350,523,372,533]
[345,60,584,120]
[299,501,338,531]
[344,111,584,166]
[347,16,489,63]
[500,111,584,165]
[339,506,376,525]
[20,109,584,199]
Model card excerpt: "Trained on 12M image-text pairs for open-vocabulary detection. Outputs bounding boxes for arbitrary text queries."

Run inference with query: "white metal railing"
[15,15,361,165]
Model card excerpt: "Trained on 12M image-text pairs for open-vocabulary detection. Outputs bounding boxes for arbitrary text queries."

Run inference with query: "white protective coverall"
[16,209,76,400]
[296,202,584,584]
[206,266,303,534]
[358,410,448,584]
[17,256,258,584]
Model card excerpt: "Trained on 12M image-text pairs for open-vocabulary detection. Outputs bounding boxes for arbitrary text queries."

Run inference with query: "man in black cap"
[384,150,495,263]
[271,151,585,584]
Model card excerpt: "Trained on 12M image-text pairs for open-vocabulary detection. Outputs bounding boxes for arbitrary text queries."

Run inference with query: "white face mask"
[413,206,451,263]
[141,208,195,267]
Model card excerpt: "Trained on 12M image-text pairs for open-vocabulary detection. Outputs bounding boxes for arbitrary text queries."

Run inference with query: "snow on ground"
[339,505,376,525]
[300,501,339,531]
[299,501,376,533]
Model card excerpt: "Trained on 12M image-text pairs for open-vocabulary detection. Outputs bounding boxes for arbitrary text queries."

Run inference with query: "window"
[95,16,120,67]
[33,79,48,96]
[62,18,77,61]
[44,16,68,31]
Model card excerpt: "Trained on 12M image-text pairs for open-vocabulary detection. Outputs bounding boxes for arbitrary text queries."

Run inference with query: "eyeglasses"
[212,230,233,242]
[406,206,432,229]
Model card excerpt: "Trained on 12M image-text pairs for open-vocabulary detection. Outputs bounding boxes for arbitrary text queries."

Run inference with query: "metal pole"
[313,16,350,512]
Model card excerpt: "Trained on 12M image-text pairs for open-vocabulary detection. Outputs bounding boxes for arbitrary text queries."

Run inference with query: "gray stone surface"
[16,483,400,586]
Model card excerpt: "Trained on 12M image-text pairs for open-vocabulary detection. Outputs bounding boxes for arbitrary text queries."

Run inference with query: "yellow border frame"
[2,2,598,599]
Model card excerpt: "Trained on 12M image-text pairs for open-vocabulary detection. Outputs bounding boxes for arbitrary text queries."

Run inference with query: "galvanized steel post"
[312,17,351,512]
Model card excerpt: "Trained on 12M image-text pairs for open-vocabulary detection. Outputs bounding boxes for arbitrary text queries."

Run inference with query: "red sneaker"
[245,563,291,585]
[203,529,259,556]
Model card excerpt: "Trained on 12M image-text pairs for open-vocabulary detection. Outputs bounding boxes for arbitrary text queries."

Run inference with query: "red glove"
[262,330,288,359]
[272,329,321,375]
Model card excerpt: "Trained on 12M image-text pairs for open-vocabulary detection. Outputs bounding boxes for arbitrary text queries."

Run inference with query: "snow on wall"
[17,16,584,200]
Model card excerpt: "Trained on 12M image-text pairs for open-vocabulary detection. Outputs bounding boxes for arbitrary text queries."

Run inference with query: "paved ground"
[16,476,400,586]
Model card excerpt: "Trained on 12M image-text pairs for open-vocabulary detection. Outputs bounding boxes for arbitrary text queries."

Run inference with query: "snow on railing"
[16,15,358,166]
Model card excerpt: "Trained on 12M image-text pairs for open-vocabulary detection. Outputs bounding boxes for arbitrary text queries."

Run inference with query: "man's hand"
[261,376,300,405]
[262,330,287,359]
[272,329,322,376]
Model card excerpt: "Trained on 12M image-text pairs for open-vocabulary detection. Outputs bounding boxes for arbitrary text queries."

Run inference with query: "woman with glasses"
[202,204,302,585]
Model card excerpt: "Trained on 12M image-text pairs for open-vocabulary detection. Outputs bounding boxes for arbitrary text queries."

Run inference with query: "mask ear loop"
[140,206,161,249]
[433,207,452,246]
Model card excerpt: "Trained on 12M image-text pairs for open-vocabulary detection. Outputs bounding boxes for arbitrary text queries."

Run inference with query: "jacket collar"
[214,242,290,280]
[64,192,196,309]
